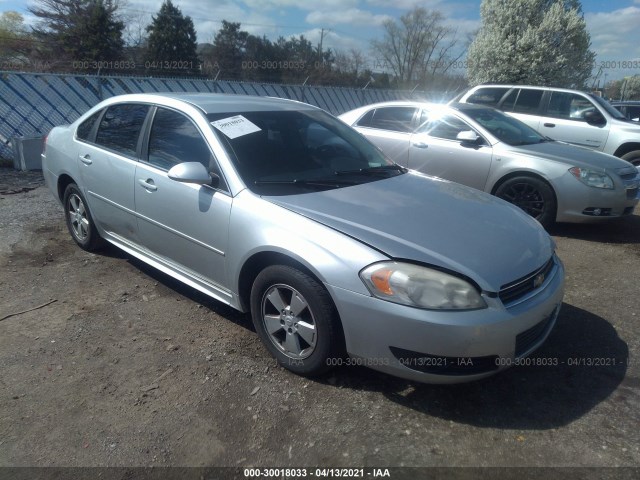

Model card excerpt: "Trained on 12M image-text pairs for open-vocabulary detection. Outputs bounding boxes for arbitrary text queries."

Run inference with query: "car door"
[409,109,493,191]
[134,106,232,293]
[537,91,610,150]
[77,103,150,243]
[352,106,418,166]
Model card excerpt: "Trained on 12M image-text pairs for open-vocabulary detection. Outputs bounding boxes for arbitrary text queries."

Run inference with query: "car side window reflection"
[148,108,224,182]
[547,92,597,121]
[418,113,471,141]
[367,107,417,133]
[95,104,149,156]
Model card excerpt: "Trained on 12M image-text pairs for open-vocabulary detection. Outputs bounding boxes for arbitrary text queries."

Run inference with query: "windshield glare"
[207,109,398,194]
[461,107,546,146]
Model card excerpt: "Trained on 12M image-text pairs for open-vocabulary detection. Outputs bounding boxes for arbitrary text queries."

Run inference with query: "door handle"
[411,141,429,149]
[543,123,556,128]
[138,178,157,192]
[79,154,92,165]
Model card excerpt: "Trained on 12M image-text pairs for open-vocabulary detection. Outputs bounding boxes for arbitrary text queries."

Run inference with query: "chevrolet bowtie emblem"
[533,273,545,289]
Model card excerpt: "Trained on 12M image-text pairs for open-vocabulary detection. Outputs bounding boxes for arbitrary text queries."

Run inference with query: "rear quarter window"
[76,110,102,142]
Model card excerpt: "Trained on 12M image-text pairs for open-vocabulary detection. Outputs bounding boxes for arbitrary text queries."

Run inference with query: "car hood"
[263,172,553,291]
[508,141,631,173]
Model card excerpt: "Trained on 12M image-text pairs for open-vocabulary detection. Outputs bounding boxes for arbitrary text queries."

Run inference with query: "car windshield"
[207,109,402,195]
[460,107,547,146]
[589,94,627,120]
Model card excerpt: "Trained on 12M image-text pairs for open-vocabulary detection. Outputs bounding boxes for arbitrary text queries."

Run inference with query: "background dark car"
[610,101,640,122]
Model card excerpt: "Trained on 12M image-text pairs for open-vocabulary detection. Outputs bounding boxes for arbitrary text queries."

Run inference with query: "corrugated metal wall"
[0,72,431,161]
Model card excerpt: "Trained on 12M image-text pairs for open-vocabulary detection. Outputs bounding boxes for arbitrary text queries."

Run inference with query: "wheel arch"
[237,250,328,313]
[237,250,347,351]
[490,170,557,203]
[613,142,640,159]
[57,173,77,202]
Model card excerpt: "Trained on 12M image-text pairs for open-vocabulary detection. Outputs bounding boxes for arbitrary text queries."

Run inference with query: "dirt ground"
[1,168,639,475]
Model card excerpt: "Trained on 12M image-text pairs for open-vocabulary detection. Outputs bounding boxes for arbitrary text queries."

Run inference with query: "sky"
[1,0,640,82]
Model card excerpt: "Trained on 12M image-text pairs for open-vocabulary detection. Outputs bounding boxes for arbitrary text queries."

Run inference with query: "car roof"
[470,84,594,95]
[98,92,318,114]
[609,100,640,105]
[344,100,493,112]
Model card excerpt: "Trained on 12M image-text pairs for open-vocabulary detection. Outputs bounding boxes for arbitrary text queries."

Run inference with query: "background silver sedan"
[340,102,639,227]
[42,93,564,384]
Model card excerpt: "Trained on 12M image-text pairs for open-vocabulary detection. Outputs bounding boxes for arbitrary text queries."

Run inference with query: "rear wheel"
[495,176,556,228]
[250,265,344,376]
[621,150,640,166]
[63,183,103,251]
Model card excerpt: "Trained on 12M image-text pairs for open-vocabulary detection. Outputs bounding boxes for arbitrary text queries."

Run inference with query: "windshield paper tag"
[211,115,261,139]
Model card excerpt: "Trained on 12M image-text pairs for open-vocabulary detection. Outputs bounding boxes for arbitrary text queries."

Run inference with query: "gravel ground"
[0,168,639,478]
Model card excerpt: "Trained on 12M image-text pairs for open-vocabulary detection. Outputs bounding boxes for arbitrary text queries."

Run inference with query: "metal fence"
[0,71,433,161]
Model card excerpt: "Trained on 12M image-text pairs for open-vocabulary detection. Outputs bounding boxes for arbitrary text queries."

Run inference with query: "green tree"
[145,0,199,70]
[30,0,124,65]
[0,11,30,63]
[467,0,595,87]
[211,21,249,80]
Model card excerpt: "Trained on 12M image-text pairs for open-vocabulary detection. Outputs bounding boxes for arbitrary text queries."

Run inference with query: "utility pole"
[318,28,325,63]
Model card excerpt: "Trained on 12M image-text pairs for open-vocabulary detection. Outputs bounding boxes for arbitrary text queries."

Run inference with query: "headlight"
[360,262,486,310]
[569,167,613,189]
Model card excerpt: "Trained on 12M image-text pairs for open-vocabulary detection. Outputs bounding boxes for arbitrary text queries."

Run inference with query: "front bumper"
[326,257,565,384]
[555,172,639,223]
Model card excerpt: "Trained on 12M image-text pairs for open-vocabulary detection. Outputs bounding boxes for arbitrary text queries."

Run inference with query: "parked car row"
[339,101,639,228]
[43,93,566,385]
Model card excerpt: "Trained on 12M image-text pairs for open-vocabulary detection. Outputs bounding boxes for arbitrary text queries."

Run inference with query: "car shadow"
[322,303,629,430]
[95,245,629,429]
[97,243,253,332]
[548,213,640,244]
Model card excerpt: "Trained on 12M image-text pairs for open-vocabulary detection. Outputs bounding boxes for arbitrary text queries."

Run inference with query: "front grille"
[515,313,555,357]
[627,187,639,199]
[390,347,499,376]
[499,257,555,306]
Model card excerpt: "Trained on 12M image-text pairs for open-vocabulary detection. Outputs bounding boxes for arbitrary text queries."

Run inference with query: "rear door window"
[367,107,418,133]
[511,89,544,114]
[95,104,149,156]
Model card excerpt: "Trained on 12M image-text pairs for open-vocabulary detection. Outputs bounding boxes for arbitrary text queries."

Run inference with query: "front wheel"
[63,183,103,251]
[250,265,344,376]
[495,176,557,228]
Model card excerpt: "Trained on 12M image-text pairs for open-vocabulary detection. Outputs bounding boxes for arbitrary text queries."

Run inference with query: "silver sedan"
[43,93,564,384]
[339,102,639,227]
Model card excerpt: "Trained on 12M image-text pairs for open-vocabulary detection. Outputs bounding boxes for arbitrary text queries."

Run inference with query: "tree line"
[1,0,633,97]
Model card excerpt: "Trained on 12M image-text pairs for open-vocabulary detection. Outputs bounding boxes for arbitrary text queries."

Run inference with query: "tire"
[494,176,557,228]
[250,264,344,376]
[62,183,103,251]
[621,150,640,166]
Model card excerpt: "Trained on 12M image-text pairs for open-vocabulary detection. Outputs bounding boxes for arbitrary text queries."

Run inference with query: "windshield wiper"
[254,178,356,187]
[334,164,407,176]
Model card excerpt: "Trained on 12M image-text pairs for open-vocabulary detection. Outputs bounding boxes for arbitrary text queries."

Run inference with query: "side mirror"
[583,110,606,126]
[168,162,218,187]
[456,130,481,144]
